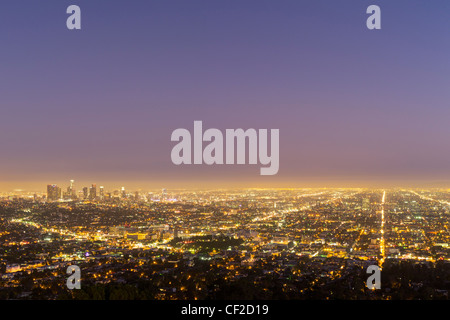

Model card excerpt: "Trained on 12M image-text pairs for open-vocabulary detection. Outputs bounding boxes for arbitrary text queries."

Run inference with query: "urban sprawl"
[1,182,450,299]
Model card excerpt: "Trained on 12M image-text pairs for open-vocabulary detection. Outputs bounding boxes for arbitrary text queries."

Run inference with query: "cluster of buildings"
[46,181,136,202]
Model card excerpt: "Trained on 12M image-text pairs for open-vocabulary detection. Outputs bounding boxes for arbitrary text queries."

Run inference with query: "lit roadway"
[380,191,386,268]
[408,189,450,245]
[409,189,450,207]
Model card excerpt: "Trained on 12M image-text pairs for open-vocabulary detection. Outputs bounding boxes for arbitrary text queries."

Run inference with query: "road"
[380,190,386,267]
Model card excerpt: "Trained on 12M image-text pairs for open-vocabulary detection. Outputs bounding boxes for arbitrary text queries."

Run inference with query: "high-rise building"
[83,187,88,200]
[99,186,104,200]
[66,179,77,200]
[89,184,97,200]
[47,184,59,201]
[121,187,126,199]
[70,180,76,198]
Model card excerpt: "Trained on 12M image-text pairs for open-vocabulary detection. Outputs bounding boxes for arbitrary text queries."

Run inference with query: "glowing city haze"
[1,0,450,192]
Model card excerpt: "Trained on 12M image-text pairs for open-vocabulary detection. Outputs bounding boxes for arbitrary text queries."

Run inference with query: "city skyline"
[4,178,450,201]
[6,177,450,194]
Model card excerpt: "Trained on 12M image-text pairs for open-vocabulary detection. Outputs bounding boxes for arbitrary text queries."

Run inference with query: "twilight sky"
[1,0,450,191]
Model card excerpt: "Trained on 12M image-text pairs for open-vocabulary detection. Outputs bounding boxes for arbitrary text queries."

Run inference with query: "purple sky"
[1,0,450,191]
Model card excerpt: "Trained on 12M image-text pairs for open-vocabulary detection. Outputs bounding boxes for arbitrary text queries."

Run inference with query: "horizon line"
[3,180,450,193]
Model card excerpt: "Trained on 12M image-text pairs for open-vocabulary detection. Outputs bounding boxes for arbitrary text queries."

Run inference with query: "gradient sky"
[1,0,450,191]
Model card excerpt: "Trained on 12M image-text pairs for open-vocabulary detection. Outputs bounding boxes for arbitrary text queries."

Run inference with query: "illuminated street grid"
[1,186,450,299]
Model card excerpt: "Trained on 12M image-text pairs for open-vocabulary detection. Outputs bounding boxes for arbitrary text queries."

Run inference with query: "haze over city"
[1,0,450,192]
